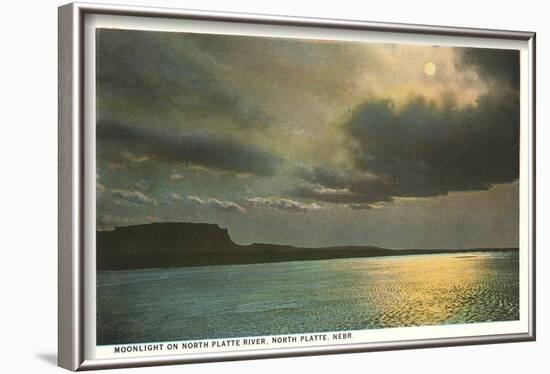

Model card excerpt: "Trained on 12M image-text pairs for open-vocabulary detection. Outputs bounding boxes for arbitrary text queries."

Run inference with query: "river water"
[97,251,519,345]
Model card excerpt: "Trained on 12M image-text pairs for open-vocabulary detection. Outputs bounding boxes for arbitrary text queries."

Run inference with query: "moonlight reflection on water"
[97,251,519,345]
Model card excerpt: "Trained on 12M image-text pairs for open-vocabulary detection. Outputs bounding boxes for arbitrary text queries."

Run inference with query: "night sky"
[96,29,519,249]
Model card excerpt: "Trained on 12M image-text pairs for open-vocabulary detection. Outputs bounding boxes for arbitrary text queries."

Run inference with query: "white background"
[0,0,546,372]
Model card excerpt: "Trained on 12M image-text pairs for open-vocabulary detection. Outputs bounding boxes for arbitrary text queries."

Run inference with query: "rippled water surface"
[97,251,519,345]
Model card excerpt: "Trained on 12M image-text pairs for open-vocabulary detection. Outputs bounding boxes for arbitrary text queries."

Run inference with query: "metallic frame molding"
[58,2,536,371]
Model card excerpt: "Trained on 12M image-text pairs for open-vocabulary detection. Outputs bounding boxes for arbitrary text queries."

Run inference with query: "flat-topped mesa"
[96,222,519,270]
[97,222,237,256]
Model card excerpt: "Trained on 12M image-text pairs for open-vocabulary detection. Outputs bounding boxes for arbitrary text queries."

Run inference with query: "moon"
[424,62,437,76]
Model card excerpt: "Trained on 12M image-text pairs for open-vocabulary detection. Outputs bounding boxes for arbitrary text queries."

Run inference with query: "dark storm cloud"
[96,29,265,128]
[458,48,520,87]
[292,86,519,206]
[293,165,397,205]
[295,166,349,189]
[289,181,393,205]
[345,92,519,199]
[97,122,280,176]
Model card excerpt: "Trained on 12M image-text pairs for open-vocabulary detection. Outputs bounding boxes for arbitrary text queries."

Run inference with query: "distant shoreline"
[98,246,518,271]
[97,222,518,271]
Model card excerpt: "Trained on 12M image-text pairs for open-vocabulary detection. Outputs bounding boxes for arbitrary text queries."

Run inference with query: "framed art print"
[58,2,536,370]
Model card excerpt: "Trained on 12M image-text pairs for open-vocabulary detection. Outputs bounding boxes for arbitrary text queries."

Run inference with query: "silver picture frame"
[58,2,536,371]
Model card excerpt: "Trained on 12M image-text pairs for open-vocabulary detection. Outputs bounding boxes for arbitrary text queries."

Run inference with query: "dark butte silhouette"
[97,222,518,270]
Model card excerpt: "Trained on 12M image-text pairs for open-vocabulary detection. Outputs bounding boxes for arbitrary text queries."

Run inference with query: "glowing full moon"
[424,62,437,76]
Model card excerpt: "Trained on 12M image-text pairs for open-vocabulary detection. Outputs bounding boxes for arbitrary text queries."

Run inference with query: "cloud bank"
[97,122,280,176]
[248,197,322,212]
[187,196,246,213]
[346,93,519,197]
[111,189,158,206]
[95,29,520,248]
